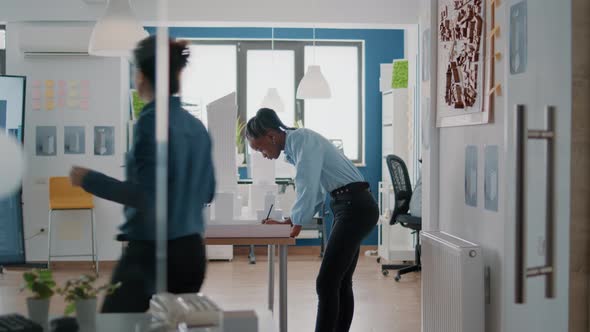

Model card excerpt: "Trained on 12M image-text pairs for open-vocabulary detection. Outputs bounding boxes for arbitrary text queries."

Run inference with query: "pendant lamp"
[261,88,285,113]
[296,28,331,99]
[88,0,149,57]
[260,27,286,113]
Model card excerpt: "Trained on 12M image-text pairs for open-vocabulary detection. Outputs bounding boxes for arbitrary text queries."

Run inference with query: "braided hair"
[245,108,295,139]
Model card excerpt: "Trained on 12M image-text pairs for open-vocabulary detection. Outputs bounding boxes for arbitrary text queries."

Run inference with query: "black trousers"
[315,190,379,332]
[101,233,206,313]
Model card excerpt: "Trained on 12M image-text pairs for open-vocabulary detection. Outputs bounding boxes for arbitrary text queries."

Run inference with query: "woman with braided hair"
[246,108,379,332]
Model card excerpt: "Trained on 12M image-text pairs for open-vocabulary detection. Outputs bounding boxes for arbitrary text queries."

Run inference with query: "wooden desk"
[205,225,295,332]
[72,310,274,331]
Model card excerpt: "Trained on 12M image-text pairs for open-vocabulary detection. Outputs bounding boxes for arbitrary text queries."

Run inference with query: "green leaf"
[23,273,36,283]
[23,269,55,299]
[65,302,75,316]
[131,90,147,120]
[31,283,54,299]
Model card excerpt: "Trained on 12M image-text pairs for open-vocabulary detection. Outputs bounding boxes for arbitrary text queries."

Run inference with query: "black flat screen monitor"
[0,75,26,264]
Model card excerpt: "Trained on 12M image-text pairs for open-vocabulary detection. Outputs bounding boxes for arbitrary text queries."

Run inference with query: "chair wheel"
[376,257,381,263]
[394,275,401,282]
[382,270,389,276]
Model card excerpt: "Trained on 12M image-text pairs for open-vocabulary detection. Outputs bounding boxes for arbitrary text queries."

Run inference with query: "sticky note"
[45,89,54,98]
[58,80,67,88]
[68,80,80,88]
[57,98,66,108]
[32,80,41,88]
[80,80,90,88]
[67,99,79,109]
[80,89,89,98]
[46,99,55,111]
[57,88,67,97]
[45,80,54,88]
[392,60,409,89]
[79,99,89,110]
[32,100,41,110]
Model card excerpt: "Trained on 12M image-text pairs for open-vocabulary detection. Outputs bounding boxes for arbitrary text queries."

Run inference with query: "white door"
[503,0,571,331]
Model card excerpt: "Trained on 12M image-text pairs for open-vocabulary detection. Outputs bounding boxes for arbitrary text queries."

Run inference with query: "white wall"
[0,0,419,26]
[418,0,439,233]
[7,22,129,262]
[420,0,507,331]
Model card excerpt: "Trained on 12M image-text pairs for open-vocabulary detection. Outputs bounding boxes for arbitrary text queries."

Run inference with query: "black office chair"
[381,154,422,282]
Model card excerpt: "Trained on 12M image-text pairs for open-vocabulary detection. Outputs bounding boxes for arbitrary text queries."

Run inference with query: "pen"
[265,204,274,221]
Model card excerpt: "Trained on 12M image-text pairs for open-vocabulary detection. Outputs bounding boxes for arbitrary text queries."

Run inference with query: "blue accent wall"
[150,27,404,245]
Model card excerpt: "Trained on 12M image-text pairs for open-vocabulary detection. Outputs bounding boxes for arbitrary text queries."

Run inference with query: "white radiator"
[422,231,484,332]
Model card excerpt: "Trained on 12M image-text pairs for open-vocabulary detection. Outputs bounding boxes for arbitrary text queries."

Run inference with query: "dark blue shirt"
[82,97,215,241]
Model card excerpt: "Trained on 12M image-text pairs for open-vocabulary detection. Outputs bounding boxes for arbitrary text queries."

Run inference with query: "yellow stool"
[48,177,98,275]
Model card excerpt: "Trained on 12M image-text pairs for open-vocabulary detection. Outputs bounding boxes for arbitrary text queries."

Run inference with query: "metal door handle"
[514,105,556,304]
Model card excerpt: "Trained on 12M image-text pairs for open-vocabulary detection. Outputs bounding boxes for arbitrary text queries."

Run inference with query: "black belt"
[330,182,370,199]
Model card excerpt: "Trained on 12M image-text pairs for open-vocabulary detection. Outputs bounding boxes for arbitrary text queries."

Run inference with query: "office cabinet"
[378,72,414,263]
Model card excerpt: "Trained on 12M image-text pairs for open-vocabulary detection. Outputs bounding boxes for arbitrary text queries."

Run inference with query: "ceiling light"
[261,27,285,112]
[88,0,148,57]
[260,88,285,113]
[296,28,331,99]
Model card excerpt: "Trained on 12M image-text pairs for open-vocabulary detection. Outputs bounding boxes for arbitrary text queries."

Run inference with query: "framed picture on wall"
[436,0,493,127]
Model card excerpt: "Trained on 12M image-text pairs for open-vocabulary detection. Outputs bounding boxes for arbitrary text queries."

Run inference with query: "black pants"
[315,190,379,332]
[101,234,206,313]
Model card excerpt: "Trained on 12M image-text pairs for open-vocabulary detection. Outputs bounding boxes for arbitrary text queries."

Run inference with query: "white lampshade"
[0,133,25,198]
[260,88,285,113]
[88,0,149,57]
[296,65,331,99]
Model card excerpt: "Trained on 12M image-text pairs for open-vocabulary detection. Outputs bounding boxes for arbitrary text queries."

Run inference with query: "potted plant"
[236,118,247,167]
[57,275,120,325]
[21,269,56,327]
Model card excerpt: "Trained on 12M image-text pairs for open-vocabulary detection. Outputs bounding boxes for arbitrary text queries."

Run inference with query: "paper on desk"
[205,224,291,238]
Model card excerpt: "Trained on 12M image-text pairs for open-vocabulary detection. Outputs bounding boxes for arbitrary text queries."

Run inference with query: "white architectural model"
[205,92,285,260]
[248,150,279,218]
[207,92,238,195]
[206,92,239,260]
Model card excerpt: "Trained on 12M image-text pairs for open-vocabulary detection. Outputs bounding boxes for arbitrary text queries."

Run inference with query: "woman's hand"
[290,225,302,238]
[261,218,292,225]
[261,218,301,238]
[69,166,90,187]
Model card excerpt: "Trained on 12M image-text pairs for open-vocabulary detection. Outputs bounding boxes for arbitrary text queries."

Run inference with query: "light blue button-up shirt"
[284,128,364,226]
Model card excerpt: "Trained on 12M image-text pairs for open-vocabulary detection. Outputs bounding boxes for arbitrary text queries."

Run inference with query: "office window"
[181,40,364,164]
[303,45,360,161]
[181,44,237,127]
[246,50,295,127]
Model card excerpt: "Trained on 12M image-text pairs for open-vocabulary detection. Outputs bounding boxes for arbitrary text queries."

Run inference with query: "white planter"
[26,298,49,327]
[75,298,97,325]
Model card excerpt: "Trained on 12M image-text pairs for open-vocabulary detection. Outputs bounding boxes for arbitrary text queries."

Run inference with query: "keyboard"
[0,314,42,332]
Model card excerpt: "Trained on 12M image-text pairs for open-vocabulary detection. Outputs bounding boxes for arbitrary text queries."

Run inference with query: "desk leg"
[268,244,275,313]
[279,244,288,332]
